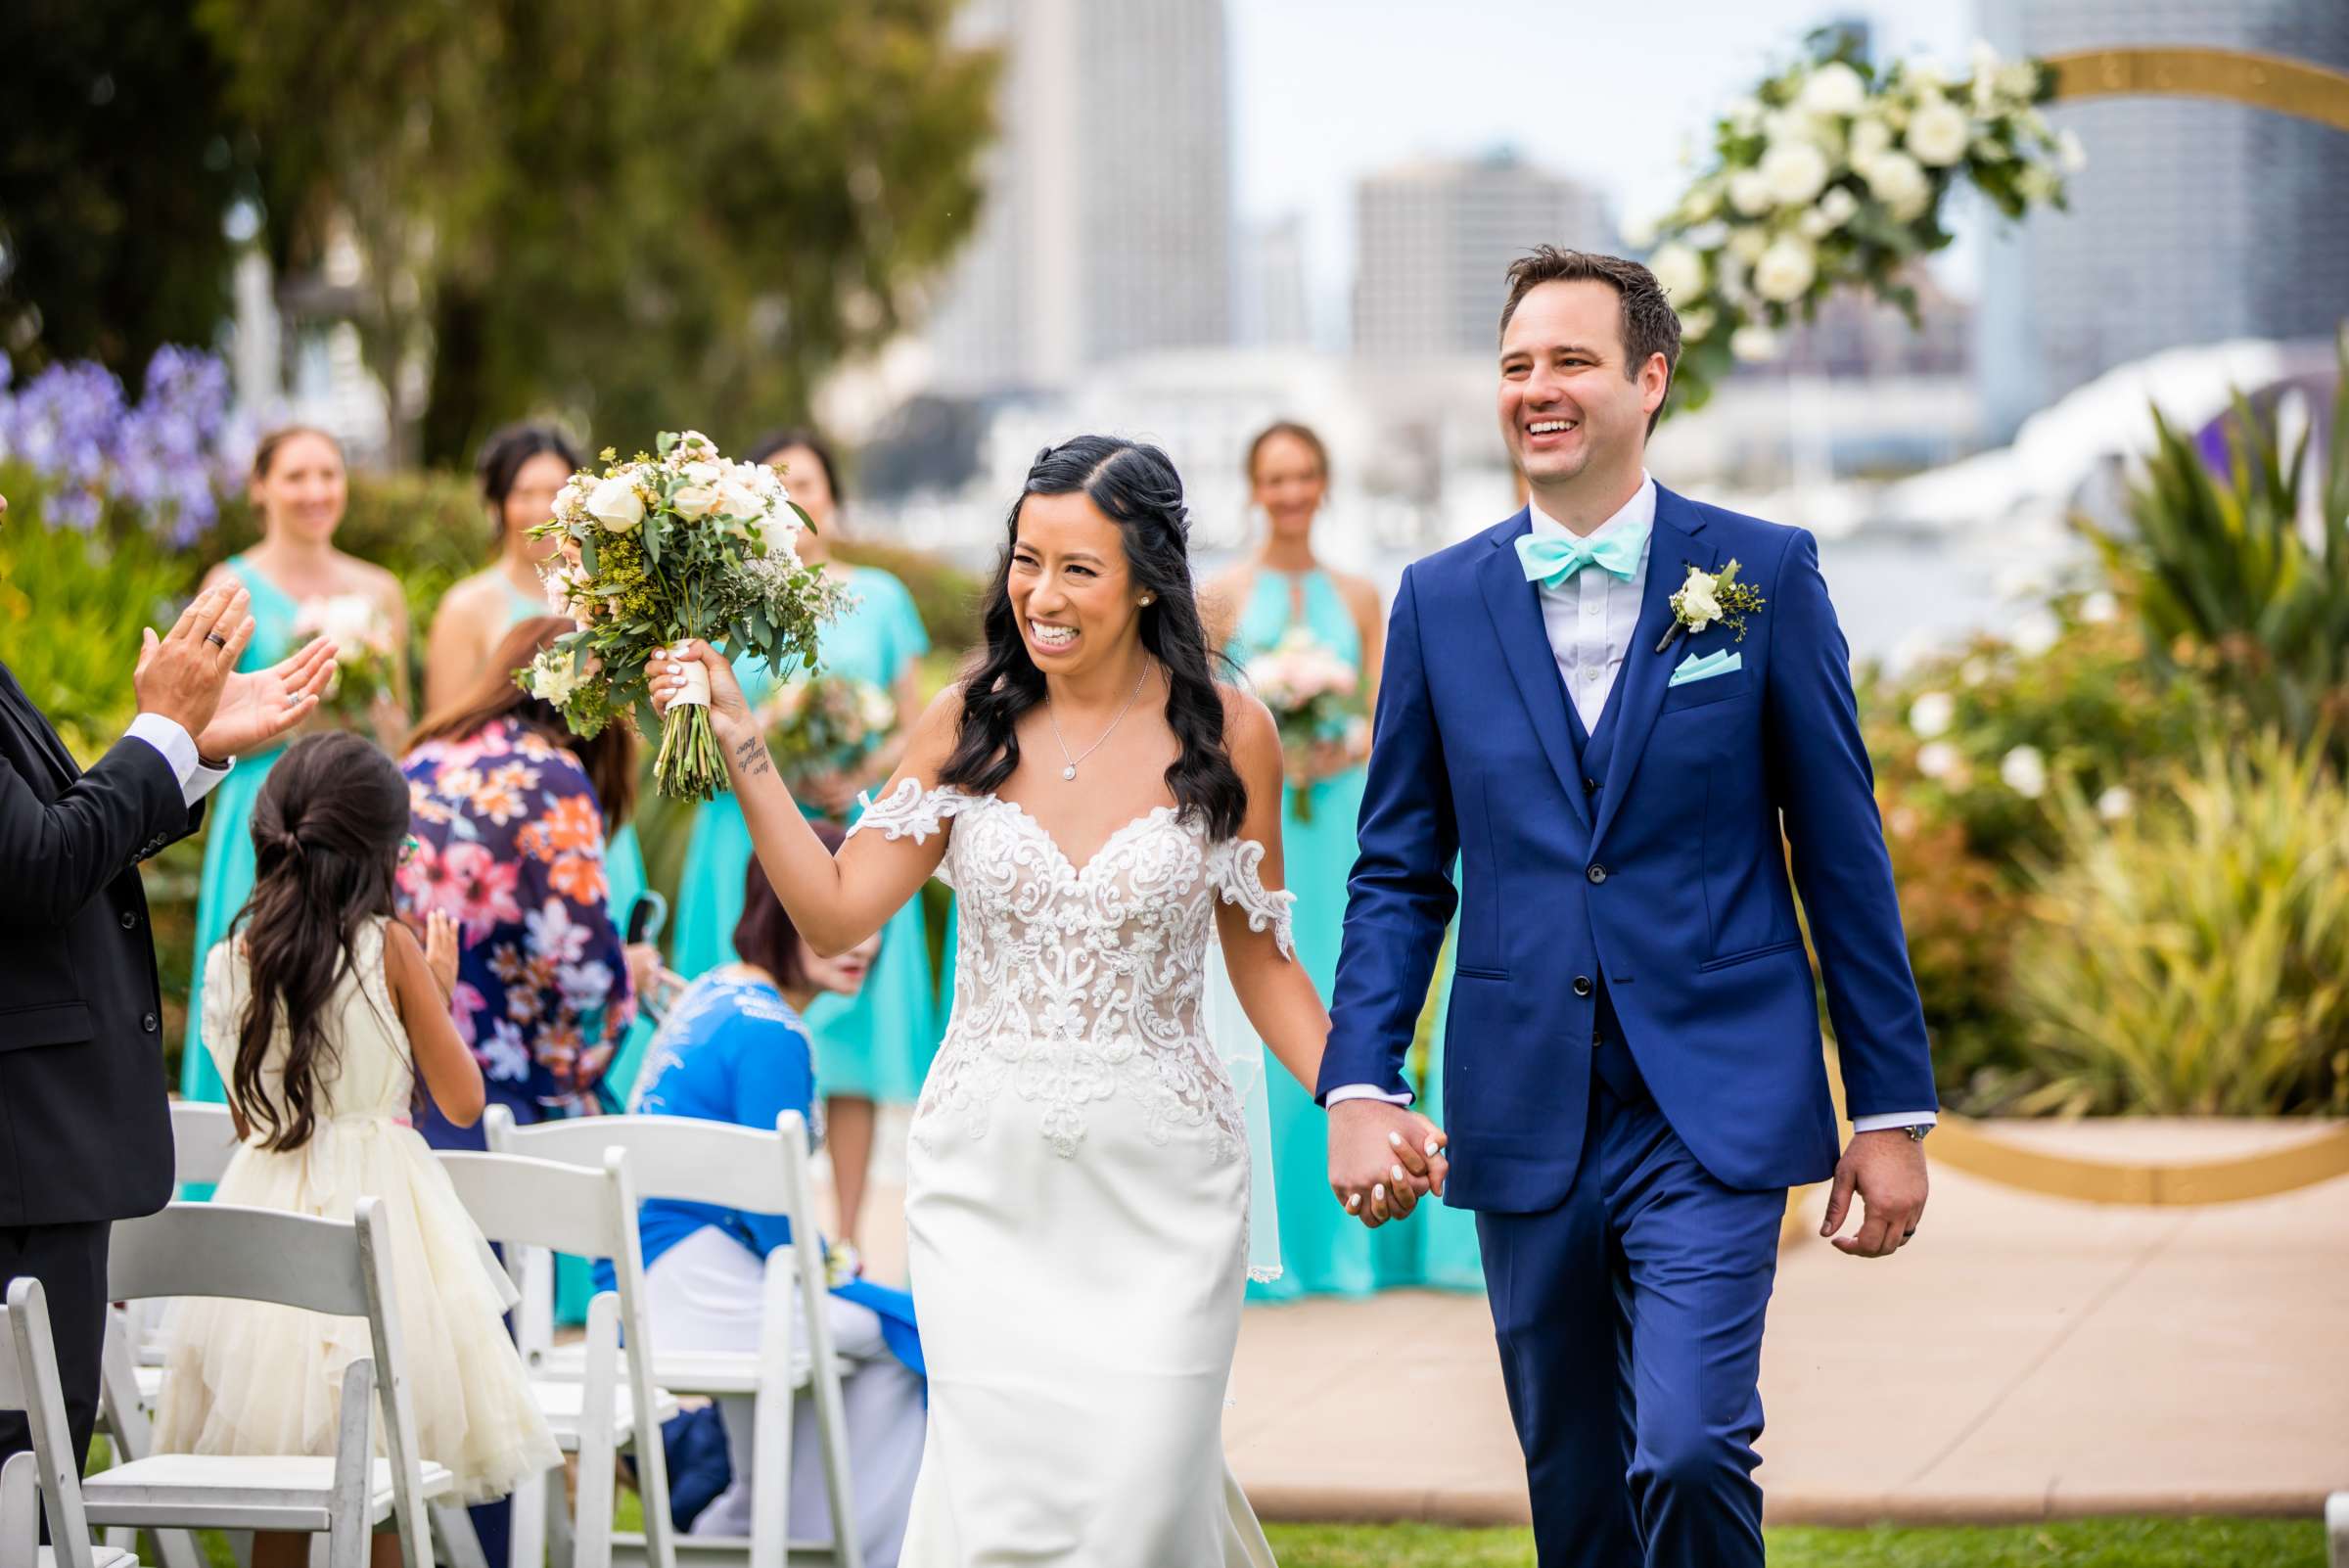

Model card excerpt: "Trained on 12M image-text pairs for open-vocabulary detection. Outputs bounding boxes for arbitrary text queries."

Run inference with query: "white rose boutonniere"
[1658,559,1769,652]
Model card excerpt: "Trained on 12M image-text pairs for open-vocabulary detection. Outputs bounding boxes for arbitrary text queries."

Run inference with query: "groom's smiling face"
[1498,280,1658,494]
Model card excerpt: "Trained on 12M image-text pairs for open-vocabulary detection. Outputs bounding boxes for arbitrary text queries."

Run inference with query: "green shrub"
[2081,325,2349,751]
[2009,733,2349,1117]
[1859,604,2213,1109]
[0,464,201,763]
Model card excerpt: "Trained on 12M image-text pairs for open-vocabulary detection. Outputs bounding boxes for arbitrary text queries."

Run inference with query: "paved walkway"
[840,1115,2348,1525]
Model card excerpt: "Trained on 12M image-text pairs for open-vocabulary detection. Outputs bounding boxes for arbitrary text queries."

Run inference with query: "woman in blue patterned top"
[628,829,923,1562]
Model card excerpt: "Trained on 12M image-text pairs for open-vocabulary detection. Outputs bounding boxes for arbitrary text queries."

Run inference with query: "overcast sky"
[1226,0,1979,341]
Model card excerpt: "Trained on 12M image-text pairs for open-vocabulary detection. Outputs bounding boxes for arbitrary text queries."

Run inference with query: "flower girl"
[157,731,559,1568]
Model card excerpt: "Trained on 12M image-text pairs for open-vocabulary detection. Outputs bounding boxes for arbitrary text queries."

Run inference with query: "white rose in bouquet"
[585,475,646,532]
[1819,186,1860,225]
[670,484,720,520]
[1905,96,1972,167]
[1677,306,1717,342]
[1727,226,1770,265]
[1760,139,1831,207]
[1648,242,1708,302]
[1728,170,1773,217]
[715,478,768,528]
[1851,115,1894,161]
[1754,236,1817,302]
[1798,61,1867,117]
[525,647,587,708]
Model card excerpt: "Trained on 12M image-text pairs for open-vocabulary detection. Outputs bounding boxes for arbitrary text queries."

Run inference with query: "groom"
[1319,248,1937,1567]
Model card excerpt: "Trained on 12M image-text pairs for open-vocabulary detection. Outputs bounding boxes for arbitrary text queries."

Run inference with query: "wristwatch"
[1904,1122,1932,1142]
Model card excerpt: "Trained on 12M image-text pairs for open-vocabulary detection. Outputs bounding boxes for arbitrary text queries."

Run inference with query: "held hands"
[194,636,339,761]
[1327,1098,1450,1227]
[1820,1129,1930,1258]
[134,582,253,741]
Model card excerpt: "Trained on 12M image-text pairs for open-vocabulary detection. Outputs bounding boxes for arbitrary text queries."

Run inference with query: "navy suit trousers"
[1475,1067,1784,1568]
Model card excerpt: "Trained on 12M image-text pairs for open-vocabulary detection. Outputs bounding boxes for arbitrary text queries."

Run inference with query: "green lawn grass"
[1261,1518,2325,1568]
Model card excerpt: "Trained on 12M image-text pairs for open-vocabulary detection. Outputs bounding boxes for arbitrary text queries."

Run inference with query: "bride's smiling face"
[1007,490,1149,673]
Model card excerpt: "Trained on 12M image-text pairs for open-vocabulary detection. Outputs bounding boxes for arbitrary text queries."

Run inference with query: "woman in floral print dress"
[396,617,648,1140]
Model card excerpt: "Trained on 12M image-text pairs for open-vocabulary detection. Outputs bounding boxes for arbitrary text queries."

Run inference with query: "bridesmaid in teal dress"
[1212,422,1424,1301]
[183,428,413,1105]
[671,430,938,1253]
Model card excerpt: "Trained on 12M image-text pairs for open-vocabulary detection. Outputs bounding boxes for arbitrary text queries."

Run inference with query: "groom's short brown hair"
[1498,248,1681,436]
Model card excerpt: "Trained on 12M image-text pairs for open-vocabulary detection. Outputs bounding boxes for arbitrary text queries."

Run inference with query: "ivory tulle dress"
[847,781,1289,1568]
[156,919,561,1501]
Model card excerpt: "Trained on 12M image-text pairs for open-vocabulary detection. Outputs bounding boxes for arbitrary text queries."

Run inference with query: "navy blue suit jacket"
[1318,485,1936,1209]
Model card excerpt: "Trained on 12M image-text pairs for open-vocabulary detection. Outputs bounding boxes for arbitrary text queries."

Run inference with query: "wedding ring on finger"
[206,632,228,649]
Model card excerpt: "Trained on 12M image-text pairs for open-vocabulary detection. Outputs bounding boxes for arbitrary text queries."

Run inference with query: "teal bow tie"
[1516,522,1648,589]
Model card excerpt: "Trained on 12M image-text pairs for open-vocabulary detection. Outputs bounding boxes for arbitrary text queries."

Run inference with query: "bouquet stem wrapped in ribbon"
[522,431,848,803]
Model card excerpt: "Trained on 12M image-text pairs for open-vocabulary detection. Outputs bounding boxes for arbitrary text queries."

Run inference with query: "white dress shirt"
[1329,476,1932,1133]
[126,713,234,807]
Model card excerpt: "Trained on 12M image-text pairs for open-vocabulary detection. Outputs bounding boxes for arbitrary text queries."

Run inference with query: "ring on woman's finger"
[205,632,228,649]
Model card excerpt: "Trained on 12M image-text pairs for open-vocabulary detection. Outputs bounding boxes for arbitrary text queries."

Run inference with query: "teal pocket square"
[1669,650,1742,688]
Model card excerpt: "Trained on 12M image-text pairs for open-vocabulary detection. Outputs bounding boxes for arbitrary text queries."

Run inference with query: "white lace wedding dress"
[848,781,1290,1567]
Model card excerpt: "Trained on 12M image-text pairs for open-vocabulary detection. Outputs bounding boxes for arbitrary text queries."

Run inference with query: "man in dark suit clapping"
[0,484,339,1473]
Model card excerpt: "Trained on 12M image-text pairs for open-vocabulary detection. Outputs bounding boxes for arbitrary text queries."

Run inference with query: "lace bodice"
[849,780,1295,1163]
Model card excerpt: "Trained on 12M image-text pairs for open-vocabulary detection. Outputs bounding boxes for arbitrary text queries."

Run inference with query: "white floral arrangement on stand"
[1633,35,2086,411]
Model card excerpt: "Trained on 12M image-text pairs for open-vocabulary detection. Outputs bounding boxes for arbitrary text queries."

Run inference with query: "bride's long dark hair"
[941,437,1248,840]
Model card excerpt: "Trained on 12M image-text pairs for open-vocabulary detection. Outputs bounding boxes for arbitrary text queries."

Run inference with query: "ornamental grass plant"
[2008,733,2349,1118]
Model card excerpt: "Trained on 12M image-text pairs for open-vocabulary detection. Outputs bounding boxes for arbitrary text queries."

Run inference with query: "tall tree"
[0,0,250,374]
[200,0,997,464]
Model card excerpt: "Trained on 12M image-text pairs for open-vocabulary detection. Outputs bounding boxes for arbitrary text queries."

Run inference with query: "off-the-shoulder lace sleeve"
[1205,836,1297,960]
[846,778,974,886]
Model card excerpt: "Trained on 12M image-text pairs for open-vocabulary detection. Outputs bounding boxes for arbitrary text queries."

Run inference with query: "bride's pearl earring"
[1138,595,1154,606]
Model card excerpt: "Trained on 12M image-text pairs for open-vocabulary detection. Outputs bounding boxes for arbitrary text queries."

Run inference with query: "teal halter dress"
[670,567,941,1104]
[180,556,301,1105]
[1226,569,1428,1300]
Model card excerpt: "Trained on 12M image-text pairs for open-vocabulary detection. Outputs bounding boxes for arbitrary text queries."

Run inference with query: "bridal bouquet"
[522,430,848,803]
[760,672,898,794]
[1244,626,1368,823]
[294,593,397,725]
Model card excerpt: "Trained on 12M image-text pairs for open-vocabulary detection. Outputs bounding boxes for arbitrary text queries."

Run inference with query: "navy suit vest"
[1563,684,1652,1106]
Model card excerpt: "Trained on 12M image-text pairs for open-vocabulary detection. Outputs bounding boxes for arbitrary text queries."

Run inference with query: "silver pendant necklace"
[1047,662,1153,781]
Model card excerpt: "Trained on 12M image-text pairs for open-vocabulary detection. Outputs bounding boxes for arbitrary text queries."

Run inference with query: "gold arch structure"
[2040,45,2349,128]
[1777,43,2349,1244]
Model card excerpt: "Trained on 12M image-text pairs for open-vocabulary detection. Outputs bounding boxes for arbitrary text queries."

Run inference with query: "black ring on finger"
[206,632,228,649]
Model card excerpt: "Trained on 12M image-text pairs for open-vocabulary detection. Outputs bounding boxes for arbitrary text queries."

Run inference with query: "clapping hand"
[422,910,460,1003]
[1327,1098,1450,1227]
[194,636,340,761]
[134,582,253,741]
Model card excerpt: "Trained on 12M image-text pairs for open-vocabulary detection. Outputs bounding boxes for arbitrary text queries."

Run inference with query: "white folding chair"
[435,1149,680,1568]
[0,1278,134,1568]
[168,1101,242,1191]
[486,1109,860,1568]
[80,1199,454,1568]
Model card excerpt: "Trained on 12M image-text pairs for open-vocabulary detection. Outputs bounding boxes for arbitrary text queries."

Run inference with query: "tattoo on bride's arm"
[733,733,774,779]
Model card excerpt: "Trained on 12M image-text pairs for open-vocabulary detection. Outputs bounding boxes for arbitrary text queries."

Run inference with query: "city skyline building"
[1976,0,2349,436]
[1351,150,1618,359]
[919,0,1232,393]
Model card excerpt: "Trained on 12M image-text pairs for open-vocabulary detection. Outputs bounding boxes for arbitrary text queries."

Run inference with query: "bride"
[651,437,1448,1565]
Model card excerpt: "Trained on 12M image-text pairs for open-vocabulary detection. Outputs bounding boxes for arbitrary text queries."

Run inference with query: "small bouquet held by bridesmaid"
[1243,625,1369,823]
[294,594,397,725]
[759,672,898,800]
[520,430,847,803]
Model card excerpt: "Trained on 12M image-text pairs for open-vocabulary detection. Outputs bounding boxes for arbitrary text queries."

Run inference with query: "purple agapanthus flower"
[0,346,240,543]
